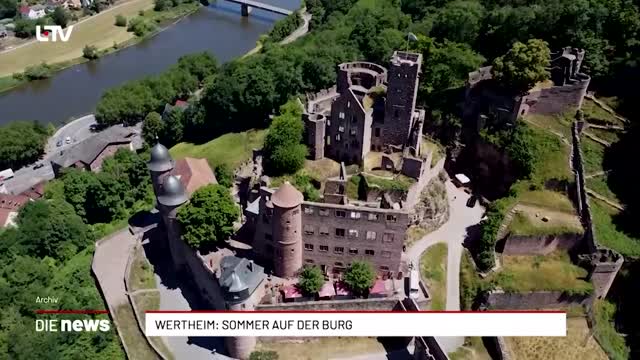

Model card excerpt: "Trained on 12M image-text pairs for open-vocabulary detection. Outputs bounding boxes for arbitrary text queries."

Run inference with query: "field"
[170,129,267,170]
[508,206,583,236]
[505,317,607,360]
[516,189,576,213]
[0,0,155,77]
[489,252,592,294]
[420,243,447,310]
[255,337,386,360]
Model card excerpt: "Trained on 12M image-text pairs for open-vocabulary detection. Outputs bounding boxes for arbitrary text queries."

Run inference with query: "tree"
[0,121,48,169]
[82,45,99,60]
[432,0,484,44]
[163,107,185,146]
[15,200,91,261]
[263,100,307,176]
[114,14,127,27]
[298,266,324,296]
[343,261,375,296]
[175,52,218,83]
[504,122,537,180]
[214,164,234,188]
[177,185,239,249]
[61,169,100,220]
[52,6,70,28]
[142,111,165,145]
[492,39,551,94]
[154,0,171,11]
[0,0,17,18]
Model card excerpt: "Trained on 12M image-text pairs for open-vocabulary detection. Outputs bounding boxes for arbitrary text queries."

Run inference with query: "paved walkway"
[281,11,312,45]
[404,180,485,353]
[92,228,138,308]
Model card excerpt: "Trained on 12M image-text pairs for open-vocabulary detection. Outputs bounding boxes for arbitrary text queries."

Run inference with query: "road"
[281,11,312,45]
[2,114,96,195]
[404,181,485,354]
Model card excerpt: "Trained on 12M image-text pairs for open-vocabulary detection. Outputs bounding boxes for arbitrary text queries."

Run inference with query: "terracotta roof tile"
[271,181,303,208]
[0,194,30,211]
[170,158,217,195]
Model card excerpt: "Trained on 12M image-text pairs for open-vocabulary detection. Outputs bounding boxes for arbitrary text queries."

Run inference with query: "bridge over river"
[224,0,293,16]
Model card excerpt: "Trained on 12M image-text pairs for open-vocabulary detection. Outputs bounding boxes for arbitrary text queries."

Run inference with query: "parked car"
[65,136,72,144]
[56,140,63,147]
[33,163,44,170]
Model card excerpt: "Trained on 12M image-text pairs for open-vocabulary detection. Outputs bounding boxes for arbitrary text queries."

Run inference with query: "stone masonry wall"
[485,290,591,310]
[519,78,590,117]
[502,233,584,255]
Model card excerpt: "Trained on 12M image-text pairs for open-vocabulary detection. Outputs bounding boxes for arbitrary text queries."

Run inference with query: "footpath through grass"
[170,129,266,170]
[420,243,447,310]
[0,0,155,77]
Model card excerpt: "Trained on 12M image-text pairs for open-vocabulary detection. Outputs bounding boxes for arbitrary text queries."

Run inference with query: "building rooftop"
[157,175,189,207]
[171,157,217,195]
[51,125,139,168]
[148,142,174,172]
[219,256,265,298]
[271,181,304,208]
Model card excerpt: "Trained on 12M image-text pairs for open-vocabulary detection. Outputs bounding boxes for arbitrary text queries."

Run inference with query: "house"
[62,0,81,9]
[162,99,189,120]
[50,125,142,176]
[19,5,47,19]
[170,157,217,195]
[0,194,31,228]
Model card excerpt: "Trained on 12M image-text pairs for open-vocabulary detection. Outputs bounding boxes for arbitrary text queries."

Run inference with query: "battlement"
[390,51,421,66]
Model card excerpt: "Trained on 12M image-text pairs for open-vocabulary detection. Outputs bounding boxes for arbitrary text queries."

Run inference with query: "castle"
[144,50,449,359]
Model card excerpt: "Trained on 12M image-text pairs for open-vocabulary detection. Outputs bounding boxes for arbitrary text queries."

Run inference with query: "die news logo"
[36,25,74,42]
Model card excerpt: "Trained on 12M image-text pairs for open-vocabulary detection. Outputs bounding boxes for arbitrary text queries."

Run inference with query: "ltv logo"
[36,25,74,42]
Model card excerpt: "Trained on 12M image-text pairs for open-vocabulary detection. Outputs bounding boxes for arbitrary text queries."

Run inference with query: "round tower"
[156,175,189,270]
[271,181,304,277]
[147,142,175,200]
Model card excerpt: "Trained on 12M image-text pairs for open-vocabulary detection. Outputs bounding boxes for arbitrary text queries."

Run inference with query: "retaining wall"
[485,290,590,310]
[502,233,584,255]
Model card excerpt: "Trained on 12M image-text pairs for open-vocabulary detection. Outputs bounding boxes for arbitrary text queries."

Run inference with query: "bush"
[127,17,156,37]
[114,14,127,27]
[23,63,53,80]
[82,45,99,60]
[266,11,302,42]
[344,261,375,296]
[214,164,234,188]
[298,265,324,296]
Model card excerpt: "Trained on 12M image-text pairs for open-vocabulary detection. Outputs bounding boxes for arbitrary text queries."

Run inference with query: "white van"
[409,269,420,299]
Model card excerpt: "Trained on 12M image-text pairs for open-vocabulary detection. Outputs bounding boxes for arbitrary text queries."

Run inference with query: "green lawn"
[529,125,573,183]
[128,247,156,291]
[593,300,630,360]
[582,99,625,126]
[526,112,573,139]
[488,252,592,294]
[586,176,620,204]
[421,136,445,167]
[508,211,583,236]
[587,128,621,144]
[516,189,576,213]
[170,129,266,170]
[590,199,640,258]
[420,243,447,310]
[581,137,607,174]
[114,303,158,360]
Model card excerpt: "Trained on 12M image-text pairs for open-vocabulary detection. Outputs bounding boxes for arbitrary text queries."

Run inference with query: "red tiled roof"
[174,100,188,108]
[20,181,46,200]
[19,5,30,13]
[0,194,30,211]
[170,157,217,195]
[283,284,302,299]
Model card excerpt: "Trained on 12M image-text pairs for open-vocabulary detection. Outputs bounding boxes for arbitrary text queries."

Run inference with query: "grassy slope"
[0,0,155,77]
[489,252,592,294]
[581,137,606,175]
[170,129,267,170]
[506,317,608,360]
[590,199,640,258]
[420,243,447,310]
[508,211,583,236]
[128,247,156,291]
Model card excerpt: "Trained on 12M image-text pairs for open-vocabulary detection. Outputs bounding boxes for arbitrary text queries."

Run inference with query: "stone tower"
[219,256,265,360]
[383,51,422,148]
[148,142,175,199]
[156,175,189,271]
[271,181,304,277]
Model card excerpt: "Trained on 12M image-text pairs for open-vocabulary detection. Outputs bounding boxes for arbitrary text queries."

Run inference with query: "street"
[2,114,96,194]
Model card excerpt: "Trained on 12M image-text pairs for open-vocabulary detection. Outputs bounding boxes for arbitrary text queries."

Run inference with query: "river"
[0,0,299,126]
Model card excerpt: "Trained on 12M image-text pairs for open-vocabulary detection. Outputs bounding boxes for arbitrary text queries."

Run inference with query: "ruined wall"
[304,113,326,160]
[401,156,425,180]
[502,233,584,255]
[518,76,590,117]
[485,290,590,310]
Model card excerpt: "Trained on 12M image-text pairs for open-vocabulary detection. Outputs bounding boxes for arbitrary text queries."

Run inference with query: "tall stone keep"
[383,51,422,147]
[156,176,189,270]
[271,181,304,277]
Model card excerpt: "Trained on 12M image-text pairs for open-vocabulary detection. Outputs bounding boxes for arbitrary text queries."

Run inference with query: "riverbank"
[0,1,200,93]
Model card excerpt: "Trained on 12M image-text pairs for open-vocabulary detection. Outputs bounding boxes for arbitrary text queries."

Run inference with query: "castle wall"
[273,203,303,277]
[300,202,409,274]
[518,76,590,117]
[326,90,368,164]
[502,233,584,255]
[304,113,326,160]
[484,290,591,310]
